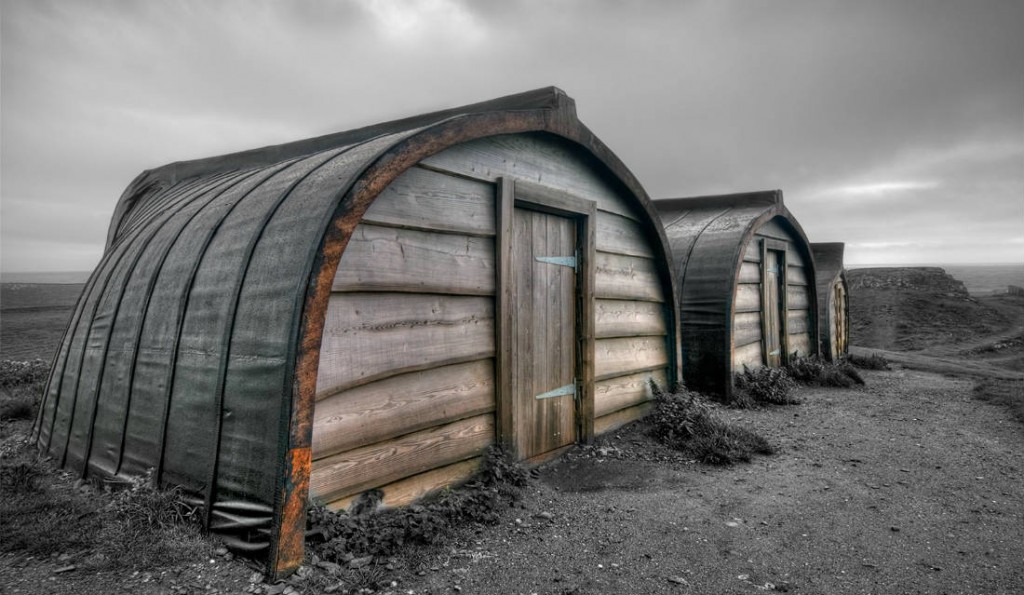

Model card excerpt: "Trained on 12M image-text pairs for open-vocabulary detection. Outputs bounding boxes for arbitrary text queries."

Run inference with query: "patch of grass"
[1,442,211,568]
[786,356,866,388]
[0,359,50,390]
[973,378,1024,426]
[308,445,528,577]
[846,352,892,370]
[732,366,799,407]
[648,385,774,465]
[0,359,49,422]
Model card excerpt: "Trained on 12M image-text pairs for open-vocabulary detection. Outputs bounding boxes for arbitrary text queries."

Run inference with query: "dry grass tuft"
[648,384,774,465]
[732,366,799,407]
[845,352,892,370]
[786,356,866,388]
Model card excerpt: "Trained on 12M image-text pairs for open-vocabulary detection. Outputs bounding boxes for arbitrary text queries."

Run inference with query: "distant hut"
[811,242,849,360]
[32,88,679,576]
[655,191,817,399]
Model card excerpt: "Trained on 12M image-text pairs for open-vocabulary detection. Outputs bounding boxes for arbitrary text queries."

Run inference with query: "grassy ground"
[973,378,1024,425]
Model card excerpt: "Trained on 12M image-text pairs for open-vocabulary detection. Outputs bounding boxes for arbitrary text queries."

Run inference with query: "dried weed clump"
[732,366,799,408]
[648,384,774,465]
[845,352,892,370]
[786,356,866,388]
[308,445,529,569]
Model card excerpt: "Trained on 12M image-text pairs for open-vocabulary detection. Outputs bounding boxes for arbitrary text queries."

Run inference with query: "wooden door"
[762,248,786,367]
[833,281,848,357]
[510,207,578,459]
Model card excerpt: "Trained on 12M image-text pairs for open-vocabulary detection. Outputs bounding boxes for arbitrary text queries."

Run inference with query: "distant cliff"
[847,267,1004,351]
[847,267,971,299]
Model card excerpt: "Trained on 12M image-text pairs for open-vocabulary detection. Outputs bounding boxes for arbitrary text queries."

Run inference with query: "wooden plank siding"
[312,134,672,511]
[732,230,814,370]
[332,224,495,295]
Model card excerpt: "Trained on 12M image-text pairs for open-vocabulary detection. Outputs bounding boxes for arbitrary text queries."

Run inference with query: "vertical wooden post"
[494,178,515,451]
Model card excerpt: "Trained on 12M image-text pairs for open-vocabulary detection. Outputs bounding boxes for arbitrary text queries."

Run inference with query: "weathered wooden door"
[510,207,578,459]
[763,248,786,367]
[833,281,848,357]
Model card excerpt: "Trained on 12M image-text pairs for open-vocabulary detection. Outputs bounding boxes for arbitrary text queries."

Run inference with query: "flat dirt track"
[399,369,1023,595]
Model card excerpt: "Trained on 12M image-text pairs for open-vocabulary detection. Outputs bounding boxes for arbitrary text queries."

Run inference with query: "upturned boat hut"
[32,87,679,576]
[655,191,817,399]
[811,242,849,360]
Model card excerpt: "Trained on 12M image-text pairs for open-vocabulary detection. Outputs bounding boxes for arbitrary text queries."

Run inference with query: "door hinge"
[536,253,577,271]
[535,382,576,400]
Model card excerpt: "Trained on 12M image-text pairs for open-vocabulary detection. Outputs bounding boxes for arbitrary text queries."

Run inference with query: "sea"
[4,264,1023,296]
[847,263,1024,296]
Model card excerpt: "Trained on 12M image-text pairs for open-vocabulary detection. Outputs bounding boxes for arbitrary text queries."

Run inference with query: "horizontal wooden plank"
[310,414,494,504]
[786,310,811,335]
[786,264,809,286]
[362,166,496,236]
[733,340,764,370]
[419,134,641,220]
[734,283,762,313]
[595,402,652,436]
[786,246,806,267]
[595,336,669,381]
[333,224,495,295]
[595,252,664,302]
[323,457,482,512]
[732,311,762,348]
[313,360,495,459]
[596,211,655,258]
[317,293,494,397]
[594,368,668,417]
[788,333,812,358]
[743,241,762,263]
[595,299,667,338]
[738,261,761,284]
[755,219,792,242]
[787,286,810,310]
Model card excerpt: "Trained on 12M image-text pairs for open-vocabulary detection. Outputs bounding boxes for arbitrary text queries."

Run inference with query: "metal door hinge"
[536,382,576,400]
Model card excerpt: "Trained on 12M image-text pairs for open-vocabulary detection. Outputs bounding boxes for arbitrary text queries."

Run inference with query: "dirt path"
[849,346,1024,381]
[401,369,1024,595]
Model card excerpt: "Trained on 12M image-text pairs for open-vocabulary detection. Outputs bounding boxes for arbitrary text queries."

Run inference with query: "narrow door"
[763,249,786,367]
[833,281,847,357]
[510,207,578,459]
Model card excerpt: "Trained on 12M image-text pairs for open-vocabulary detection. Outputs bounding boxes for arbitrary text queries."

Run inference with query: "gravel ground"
[397,368,1024,595]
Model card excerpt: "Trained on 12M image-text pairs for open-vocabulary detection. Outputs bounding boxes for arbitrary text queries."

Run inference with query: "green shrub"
[648,385,774,465]
[786,356,865,388]
[845,352,891,370]
[733,366,799,407]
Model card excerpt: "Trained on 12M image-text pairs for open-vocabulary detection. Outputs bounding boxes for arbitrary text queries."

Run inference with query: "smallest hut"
[656,190,818,399]
[811,242,849,360]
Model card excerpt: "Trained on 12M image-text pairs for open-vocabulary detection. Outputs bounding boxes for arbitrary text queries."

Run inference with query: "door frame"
[495,177,596,456]
[760,238,790,366]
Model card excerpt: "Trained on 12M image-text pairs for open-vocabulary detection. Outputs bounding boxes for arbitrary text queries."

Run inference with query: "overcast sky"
[2,0,1022,272]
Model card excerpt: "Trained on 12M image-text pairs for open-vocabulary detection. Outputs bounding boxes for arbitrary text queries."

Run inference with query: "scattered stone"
[667,576,688,585]
[214,546,229,556]
[54,565,76,574]
[535,511,554,521]
[890,526,900,532]
[349,556,373,569]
